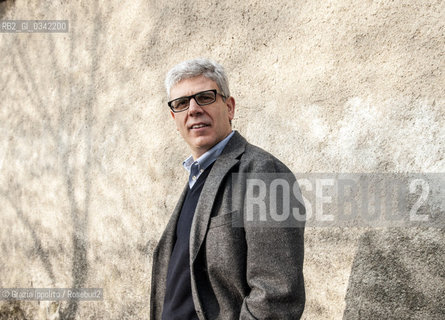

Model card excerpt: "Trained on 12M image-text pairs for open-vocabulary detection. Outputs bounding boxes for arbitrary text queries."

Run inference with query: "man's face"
[170,75,235,159]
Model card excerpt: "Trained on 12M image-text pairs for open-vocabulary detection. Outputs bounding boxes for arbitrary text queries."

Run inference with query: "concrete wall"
[0,0,443,318]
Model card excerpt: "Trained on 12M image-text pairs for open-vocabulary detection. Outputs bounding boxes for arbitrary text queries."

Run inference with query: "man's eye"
[175,99,189,109]
[197,93,215,103]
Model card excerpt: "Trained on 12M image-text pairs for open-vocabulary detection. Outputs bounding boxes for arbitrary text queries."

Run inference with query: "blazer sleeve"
[239,158,305,319]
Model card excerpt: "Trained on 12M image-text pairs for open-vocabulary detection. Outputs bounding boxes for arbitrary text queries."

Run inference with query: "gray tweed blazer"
[150,131,305,319]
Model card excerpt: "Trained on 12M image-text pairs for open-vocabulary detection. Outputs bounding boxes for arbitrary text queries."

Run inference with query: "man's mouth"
[190,123,210,129]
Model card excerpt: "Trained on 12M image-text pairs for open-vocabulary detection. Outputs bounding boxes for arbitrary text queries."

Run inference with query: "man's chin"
[188,136,215,151]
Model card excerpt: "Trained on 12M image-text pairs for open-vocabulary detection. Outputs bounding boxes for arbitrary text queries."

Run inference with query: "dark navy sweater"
[162,163,214,320]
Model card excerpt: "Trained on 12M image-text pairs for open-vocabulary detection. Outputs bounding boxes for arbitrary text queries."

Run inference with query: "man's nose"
[188,98,203,115]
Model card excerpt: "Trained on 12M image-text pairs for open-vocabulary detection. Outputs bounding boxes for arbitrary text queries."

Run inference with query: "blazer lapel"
[151,183,188,317]
[189,131,247,263]
[157,183,189,260]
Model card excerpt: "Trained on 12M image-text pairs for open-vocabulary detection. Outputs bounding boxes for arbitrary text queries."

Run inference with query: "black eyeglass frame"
[167,89,227,113]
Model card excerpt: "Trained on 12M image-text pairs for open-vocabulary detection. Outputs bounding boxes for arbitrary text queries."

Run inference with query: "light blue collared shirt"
[183,131,235,189]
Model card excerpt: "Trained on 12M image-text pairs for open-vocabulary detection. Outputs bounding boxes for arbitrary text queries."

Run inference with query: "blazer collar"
[189,130,247,262]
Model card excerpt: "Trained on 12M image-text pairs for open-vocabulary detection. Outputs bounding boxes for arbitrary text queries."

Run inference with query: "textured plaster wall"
[0,0,444,319]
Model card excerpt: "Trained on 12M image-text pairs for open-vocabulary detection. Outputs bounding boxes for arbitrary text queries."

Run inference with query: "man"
[150,58,305,319]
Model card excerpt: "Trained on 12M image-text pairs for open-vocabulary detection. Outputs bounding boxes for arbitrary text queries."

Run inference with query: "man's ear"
[226,96,236,121]
[170,111,179,131]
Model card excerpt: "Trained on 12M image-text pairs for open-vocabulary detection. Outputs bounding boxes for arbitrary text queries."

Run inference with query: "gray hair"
[165,58,230,99]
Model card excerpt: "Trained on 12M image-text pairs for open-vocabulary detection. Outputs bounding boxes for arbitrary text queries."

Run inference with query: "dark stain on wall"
[0,0,15,19]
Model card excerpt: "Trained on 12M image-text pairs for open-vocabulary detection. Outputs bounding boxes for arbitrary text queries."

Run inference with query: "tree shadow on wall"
[343,229,445,320]
[0,1,111,319]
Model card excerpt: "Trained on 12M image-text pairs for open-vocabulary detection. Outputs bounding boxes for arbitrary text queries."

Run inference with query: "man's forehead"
[170,75,218,98]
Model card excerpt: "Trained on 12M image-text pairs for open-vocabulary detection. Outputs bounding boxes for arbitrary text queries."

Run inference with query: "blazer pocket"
[209,210,239,229]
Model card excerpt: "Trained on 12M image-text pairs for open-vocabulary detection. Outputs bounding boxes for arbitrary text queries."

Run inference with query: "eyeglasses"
[167,89,226,113]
